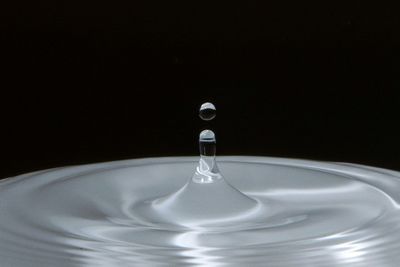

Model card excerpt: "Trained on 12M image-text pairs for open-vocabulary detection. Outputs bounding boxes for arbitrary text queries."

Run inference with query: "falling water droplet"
[199,102,216,121]
[3,97,400,267]
[100,100,256,230]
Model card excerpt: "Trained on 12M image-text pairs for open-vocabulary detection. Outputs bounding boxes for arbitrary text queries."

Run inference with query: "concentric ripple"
[1,156,400,267]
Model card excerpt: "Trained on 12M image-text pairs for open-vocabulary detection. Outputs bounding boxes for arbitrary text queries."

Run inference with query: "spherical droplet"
[199,102,216,121]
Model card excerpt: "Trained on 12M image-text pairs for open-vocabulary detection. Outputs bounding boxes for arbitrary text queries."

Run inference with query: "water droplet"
[199,102,216,121]
[199,129,216,157]
[194,130,220,183]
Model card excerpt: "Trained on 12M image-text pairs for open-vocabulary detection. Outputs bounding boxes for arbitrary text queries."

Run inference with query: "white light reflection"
[173,231,226,267]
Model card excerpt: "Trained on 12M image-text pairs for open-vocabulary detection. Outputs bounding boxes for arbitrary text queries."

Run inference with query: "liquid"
[1,102,400,266]
[133,129,258,228]
[199,102,216,121]
[1,157,400,266]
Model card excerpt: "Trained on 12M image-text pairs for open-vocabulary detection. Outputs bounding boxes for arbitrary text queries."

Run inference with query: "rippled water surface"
[1,156,400,266]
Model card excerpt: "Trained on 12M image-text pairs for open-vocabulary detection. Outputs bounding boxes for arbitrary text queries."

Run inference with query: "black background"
[0,1,399,178]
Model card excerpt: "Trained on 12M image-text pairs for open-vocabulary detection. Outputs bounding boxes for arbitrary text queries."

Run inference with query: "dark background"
[0,1,399,178]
